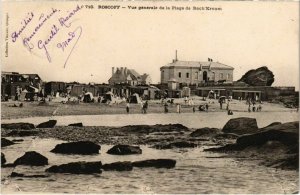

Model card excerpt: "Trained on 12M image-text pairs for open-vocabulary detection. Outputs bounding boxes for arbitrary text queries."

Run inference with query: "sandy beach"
[1,97,296,120]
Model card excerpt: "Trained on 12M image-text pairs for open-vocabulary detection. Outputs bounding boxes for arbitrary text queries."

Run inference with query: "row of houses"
[1,51,297,102]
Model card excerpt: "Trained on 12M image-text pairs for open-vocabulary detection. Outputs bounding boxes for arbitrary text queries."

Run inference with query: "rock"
[190,127,220,137]
[102,161,133,171]
[1,122,35,130]
[222,117,258,135]
[2,153,6,164]
[11,139,24,142]
[262,122,282,129]
[237,66,274,86]
[14,151,48,166]
[1,138,15,147]
[36,120,57,128]
[268,154,299,170]
[107,145,142,155]
[119,124,189,134]
[132,159,176,168]
[7,130,38,137]
[206,121,299,152]
[51,141,101,155]
[68,123,83,127]
[10,172,48,178]
[2,163,16,168]
[213,133,240,140]
[153,141,197,149]
[11,172,24,177]
[46,161,102,174]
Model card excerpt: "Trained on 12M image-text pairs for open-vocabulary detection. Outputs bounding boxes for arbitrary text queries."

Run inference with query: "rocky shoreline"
[1,117,299,173]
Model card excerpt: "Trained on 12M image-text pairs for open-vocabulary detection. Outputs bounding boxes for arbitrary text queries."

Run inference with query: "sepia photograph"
[1,1,299,194]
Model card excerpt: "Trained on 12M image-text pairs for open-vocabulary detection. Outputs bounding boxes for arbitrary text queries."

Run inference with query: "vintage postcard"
[1,0,299,194]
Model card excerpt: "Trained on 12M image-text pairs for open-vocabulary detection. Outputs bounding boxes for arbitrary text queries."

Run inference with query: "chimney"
[112,67,115,75]
[124,67,127,75]
[175,50,178,61]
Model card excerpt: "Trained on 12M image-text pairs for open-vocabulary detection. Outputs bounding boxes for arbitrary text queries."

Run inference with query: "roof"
[161,60,234,70]
[128,69,141,80]
[141,74,150,81]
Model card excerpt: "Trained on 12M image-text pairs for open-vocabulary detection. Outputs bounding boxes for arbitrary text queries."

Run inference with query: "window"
[194,72,198,80]
[220,73,223,79]
[186,73,189,78]
[178,72,181,78]
[227,74,230,80]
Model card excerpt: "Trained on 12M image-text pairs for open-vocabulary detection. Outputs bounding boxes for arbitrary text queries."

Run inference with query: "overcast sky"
[2,1,299,89]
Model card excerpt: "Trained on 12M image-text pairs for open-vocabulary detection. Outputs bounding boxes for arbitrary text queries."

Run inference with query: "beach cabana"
[82,92,94,103]
[130,93,142,104]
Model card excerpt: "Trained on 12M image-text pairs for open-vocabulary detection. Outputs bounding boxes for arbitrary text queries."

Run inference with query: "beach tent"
[130,93,142,104]
[82,92,94,103]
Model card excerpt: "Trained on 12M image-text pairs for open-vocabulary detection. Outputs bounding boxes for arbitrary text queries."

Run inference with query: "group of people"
[126,100,149,114]
[248,103,262,112]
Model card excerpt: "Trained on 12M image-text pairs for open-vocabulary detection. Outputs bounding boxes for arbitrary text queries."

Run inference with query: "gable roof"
[128,69,141,80]
[161,60,234,70]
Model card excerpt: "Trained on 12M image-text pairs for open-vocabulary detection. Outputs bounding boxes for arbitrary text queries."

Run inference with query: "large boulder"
[46,161,102,174]
[237,66,274,86]
[222,117,258,135]
[1,122,35,130]
[51,141,101,155]
[190,127,220,137]
[153,141,197,149]
[132,159,176,168]
[14,151,48,166]
[102,161,133,171]
[206,121,299,152]
[107,145,142,155]
[36,120,57,128]
[1,138,15,147]
[2,153,6,164]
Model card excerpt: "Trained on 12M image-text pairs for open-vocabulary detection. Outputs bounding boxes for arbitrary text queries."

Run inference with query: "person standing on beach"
[164,102,168,113]
[219,100,223,109]
[226,102,230,111]
[176,103,181,113]
[205,103,209,112]
[143,101,148,114]
[126,102,130,113]
[141,102,144,113]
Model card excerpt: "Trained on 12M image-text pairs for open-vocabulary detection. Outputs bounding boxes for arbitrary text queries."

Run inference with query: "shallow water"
[1,137,299,194]
[1,111,299,128]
